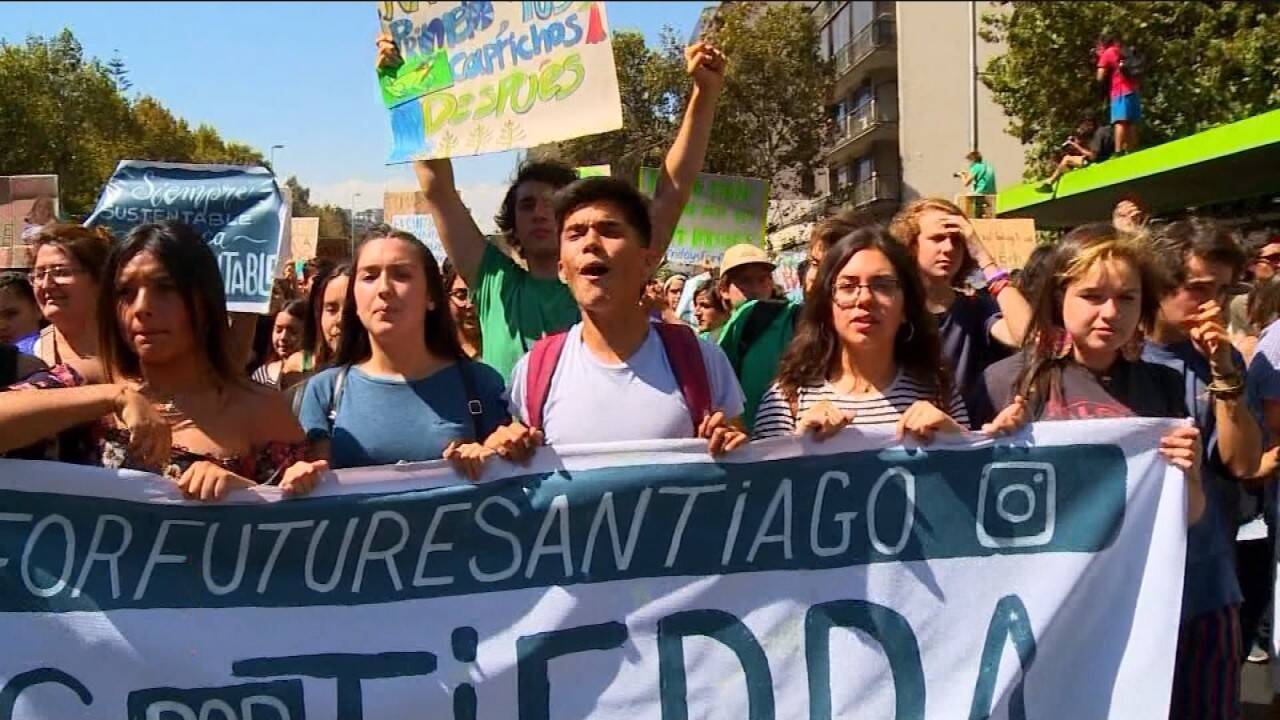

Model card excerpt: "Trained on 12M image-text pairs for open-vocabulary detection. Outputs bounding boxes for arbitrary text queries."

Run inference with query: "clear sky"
[0,0,709,231]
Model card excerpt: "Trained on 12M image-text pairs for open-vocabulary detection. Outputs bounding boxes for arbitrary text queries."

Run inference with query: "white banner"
[0,418,1186,719]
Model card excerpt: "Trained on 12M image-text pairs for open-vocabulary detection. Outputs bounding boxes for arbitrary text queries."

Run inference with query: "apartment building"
[810,0,1025,223]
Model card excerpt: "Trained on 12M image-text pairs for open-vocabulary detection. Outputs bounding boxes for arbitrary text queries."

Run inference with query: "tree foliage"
[0,29,266,217]
[982,1,1280,177]
[283,176,351,241]
[534,2,831,194]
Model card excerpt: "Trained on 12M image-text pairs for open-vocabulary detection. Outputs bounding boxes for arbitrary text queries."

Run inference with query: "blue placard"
[85,161,286,313]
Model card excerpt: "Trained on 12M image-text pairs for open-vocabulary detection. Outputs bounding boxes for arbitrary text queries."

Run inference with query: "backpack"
[524,323,712,431]
[324,360,486,439]
[1118,44,1145,82]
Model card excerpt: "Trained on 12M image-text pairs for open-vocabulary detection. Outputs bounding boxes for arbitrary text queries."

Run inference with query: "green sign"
[639,167,768,266]
[576,164,611,178]
[378,48,454,109]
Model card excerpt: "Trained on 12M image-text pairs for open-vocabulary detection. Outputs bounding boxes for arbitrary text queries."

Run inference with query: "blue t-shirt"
[937,291,1007,429]
[299,362,510,469]
[1141,339,1246,619]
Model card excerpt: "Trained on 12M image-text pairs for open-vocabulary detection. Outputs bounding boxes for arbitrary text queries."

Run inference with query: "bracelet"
[982,265,1007,282]
[988,276,1012,298]
[1206,378,1245,399]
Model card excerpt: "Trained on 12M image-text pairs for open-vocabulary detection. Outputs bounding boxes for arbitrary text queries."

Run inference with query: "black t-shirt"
[937,291,1009,428]
[982,352,1188,421]
[1089,126,1116,163]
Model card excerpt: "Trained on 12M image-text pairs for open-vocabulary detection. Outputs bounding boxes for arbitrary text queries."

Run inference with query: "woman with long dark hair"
[251,299,308,389]
[0,221,312,499]
[754,225,968,440]
[294,226,535,478]
[281,262,350,392]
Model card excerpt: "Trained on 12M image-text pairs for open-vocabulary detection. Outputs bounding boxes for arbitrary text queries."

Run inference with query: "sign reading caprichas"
[85,161,287,313]
[377,1,624,163]
[0,419,1187,718]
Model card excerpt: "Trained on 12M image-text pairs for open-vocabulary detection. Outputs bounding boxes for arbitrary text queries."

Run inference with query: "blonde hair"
[888,198,977,281]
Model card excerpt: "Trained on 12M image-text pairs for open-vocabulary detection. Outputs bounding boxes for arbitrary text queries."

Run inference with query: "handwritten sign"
[390,213,447,263]
[577,164,611,178]
[639,167,769,267]
[85,161,286,313]
[378,1,623,163]
[971,218,1038,270]
[0,418,1187,718]
[290,217,320,261]
[0,175,59,269]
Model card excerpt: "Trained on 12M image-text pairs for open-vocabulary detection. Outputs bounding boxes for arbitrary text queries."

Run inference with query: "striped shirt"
[753,371,970,439]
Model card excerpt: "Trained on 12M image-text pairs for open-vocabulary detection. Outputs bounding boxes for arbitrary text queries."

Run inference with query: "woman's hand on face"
[444,441,496,482]
[981,395,1030,436]
[280,459,328,497]
[896,401,965,444]
[483,421,543,465]
[177,461,255,502]
[698,410,749,456]
[115,385,171,468]
[795,400,853,442]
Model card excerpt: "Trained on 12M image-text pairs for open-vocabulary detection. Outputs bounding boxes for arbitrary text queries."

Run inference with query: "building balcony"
[825,100,898,164]
[807,173,901,218]
[832,17,896,96]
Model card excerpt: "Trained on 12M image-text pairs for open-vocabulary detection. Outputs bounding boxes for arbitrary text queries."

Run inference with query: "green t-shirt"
[475,244,580,381]
[968,161,996,194]
[717,299,802,431]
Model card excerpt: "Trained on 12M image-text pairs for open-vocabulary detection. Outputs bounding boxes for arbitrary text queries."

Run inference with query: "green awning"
[997,108,1280,228]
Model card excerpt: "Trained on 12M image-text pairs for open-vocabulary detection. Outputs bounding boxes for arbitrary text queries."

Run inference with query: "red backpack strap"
[524,331,570,430]
[654,323,713,430]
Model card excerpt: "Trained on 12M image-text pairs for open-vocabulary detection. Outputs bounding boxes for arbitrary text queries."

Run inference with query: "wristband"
[988,276,1012,298]
[982,265,1007,282]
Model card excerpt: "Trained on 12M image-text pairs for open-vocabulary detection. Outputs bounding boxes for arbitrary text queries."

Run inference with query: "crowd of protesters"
[1,33,1279,719]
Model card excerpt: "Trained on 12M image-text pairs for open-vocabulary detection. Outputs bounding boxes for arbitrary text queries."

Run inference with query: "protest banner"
[0,175,59,269]
[389,213,447,263]
[0,418,1186,719]
[289,217,320,261]
[377,1,623,163]
[577,164,611,178]
[85,161,287,313]
[971,218,1039,271]
[639,167,769,267]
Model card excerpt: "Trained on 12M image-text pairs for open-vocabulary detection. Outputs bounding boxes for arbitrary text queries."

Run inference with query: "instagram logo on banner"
[976,462,1057,549]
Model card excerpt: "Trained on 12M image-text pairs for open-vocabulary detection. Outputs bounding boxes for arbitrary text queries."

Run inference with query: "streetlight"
[349,192,362,258]
[269,144,285,172]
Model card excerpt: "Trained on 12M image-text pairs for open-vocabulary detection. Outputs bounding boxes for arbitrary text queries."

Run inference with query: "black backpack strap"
[734,300,787,376]
[327,365,350,427]
[0,344,17,386]
[456,359,484,440]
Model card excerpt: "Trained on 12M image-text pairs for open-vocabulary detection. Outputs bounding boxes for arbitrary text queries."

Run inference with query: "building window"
[851,0,873,33]
[835,164,850,189]
[831,4,850,52]
[820,24,831,59]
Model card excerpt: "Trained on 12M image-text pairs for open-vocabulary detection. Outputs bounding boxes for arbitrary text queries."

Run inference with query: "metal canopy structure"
[996,108,1280,228]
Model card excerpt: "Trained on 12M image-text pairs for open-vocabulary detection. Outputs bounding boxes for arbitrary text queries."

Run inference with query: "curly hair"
[888,198,977,284]
[494,160,578,257]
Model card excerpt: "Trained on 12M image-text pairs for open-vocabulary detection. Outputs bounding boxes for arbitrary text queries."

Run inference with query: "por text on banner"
[378,1,624,164]
[84,161,287,314]
[0,418,1186,719]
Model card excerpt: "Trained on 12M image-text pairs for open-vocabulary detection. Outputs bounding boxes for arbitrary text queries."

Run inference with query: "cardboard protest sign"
[0,418,1186,718]
[85,161,287,313]
[378,1,623,163]
[389,213,447,263]
[0,175,59,268]
[639,167,769,267]
[971,218,1038,271]
[290,217,320,261]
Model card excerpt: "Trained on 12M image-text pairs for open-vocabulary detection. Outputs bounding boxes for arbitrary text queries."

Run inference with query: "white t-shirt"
[509,322,745,445]
[753,372,970,439]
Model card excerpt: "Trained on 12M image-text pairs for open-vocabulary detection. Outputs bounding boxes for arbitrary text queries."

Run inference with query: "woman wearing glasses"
[29,224,113,369]
[442,259,481,360]
[753,226,969,440]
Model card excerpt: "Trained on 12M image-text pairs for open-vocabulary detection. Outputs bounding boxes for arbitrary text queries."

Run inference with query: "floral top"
[4,365,305,484]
